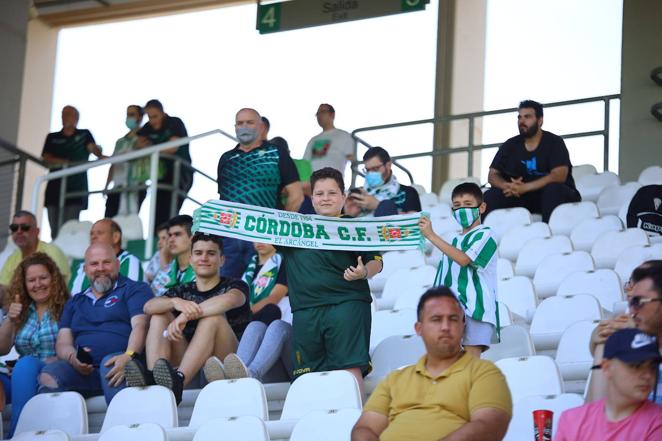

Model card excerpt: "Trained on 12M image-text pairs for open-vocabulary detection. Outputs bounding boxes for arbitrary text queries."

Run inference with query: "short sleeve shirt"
[15,304,58,360]
[391,184,422,213]
[69,250,144,295]
[364,353,512,441]
[303,128,355,173]
[59,276,153,365]
[217,142,299,208]
[137,115,191,185]
[490,130,576,190]
[0,241,70,285]
[163,278,251,336]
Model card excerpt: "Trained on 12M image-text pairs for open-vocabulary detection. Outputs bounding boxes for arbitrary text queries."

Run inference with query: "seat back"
[572,164,597,180]
[281,371,362,420]
[591,228,649,268]
[555,320,599,381]
[638,165,662,185]
[290,409,362,441]
[380,265,436,310]
[370,308,417,353]
[614,243,662,283]
[515,236,572,277]
[393,283,434,310]
[497,258,514,280]
[15,392,88,436]
[497,276,537,322]
[499,222,551,262]
[529,295,602,350]
[495,356,564,403]
[101,386,177,432]
[189,378,269,428]
[192,416,269,441]
[482,325,535,362]
[98,423,167,441]
[484,207,532,243]
[533,251,595,298]
[569,215,623,252]
[576,171,621,201]
[438,177,481,203]
[368,334,426,380]
[556,269,623,313]
[596,182,642,215]
[503,393,584,441]
[12,430,72,441]
[549,201,599,236]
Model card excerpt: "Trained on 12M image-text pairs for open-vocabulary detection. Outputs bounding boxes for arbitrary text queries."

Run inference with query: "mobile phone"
[76,346,93,365]
[348,188,362,199]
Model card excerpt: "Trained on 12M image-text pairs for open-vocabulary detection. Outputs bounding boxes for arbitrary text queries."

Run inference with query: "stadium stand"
[503,394,584,441]
[569,214,624,252]
[378,265,437,310]
[498,221,551,261]
[483,207,532,243]
[494,356,564,403]
[369,309,417,354]
[514,236,573,277]
[613,243,662,282]
[548,201,600,235]
[556,269,624,313]
[365,335,425,393]
[481,325,535,362]
[14,392,88,437]
[596,182,642,215]
[591,227,650,268]
[575,171,621,201]
[497,276,538,322]
[532,251,595,298]
[555,321,599,385]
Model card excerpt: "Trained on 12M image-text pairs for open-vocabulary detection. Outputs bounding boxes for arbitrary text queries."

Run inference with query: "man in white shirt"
[303,103,355,175]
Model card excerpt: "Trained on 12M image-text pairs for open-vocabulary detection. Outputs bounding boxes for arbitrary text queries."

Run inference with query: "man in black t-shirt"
[484,100,581,222]
[136,99,192,232]
[41,105,104,238]
[124,233,249,404]
[216,108,304,279]
[352,146,422,216]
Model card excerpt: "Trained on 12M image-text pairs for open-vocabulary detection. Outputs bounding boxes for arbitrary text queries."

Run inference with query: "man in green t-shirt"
[280,167,382,395]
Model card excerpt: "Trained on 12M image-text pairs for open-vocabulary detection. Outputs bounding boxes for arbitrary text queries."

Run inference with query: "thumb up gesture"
[8,295,22,323]
[344,256,369,281]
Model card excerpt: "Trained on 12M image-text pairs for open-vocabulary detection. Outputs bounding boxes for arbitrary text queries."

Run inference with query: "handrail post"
[467,116,475,177]
[171,158,181,219]
[603,98,610,172]
[15,157,26,213]
[145,152,159,259]
[58,170,67,233]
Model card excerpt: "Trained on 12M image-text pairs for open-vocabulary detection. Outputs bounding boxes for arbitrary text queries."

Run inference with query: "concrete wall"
[619,0,662,181]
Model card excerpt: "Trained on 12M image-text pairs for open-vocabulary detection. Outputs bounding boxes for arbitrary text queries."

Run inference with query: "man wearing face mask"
[216,108,303,278]
[136,99,192,231]
[105,105,145,217]
[42,105,105,239]
[351,146,421,216]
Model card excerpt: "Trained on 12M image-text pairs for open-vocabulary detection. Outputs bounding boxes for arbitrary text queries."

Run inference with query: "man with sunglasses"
[0,211,70,285]
[586,260,662,404]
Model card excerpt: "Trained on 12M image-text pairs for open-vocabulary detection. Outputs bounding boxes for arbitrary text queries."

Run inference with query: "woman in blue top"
[0,253,68,436]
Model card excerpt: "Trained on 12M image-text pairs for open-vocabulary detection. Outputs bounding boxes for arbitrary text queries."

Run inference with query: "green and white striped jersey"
[68,249,144,295]
[433,225,499,327]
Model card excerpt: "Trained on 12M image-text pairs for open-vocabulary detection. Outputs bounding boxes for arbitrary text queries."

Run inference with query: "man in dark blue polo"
[38,243,152,403]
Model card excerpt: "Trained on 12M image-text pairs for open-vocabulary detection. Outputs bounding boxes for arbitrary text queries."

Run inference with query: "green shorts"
[291,300,371,378]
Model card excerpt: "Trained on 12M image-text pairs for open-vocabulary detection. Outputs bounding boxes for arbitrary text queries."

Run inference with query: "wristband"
[124,350,135,358]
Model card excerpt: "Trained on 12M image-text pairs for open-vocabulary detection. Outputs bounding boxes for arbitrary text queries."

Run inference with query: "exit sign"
[257,0,429,34]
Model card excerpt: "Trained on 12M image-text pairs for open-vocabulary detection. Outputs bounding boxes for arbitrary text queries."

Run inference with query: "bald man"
[69,218,144,295]
[38,243,152,404]
[216,108,304,278]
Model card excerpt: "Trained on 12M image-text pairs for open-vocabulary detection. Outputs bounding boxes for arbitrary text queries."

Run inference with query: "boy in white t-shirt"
[419,182,498,357]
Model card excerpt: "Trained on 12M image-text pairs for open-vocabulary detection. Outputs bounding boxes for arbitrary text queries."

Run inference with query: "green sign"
[257,0,429,35]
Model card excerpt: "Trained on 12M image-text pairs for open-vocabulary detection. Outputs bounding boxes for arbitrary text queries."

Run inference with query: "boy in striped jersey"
[69,218,144,295]
[419,183,498,357]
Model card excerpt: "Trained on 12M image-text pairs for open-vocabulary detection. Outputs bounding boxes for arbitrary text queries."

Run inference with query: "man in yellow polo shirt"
[0,210,70,285]
[351,287,512,441]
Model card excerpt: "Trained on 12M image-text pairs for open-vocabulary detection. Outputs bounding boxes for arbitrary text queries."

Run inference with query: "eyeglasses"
[362,163,385,174]
[628,296,662,309]
[9,223,32,233]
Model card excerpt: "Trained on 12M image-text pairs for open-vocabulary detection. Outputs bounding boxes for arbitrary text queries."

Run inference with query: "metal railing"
[0,137,49,214]
[29,128,237,256]
[350,94,620,187]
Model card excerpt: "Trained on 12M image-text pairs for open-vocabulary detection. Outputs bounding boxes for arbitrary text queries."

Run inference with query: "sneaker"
[124,358,153,387]
[203,356,226,383]
[223,353,251,379]
[152,358,184,405]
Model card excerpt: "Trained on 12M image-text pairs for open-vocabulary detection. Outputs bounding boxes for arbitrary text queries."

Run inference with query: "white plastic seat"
[484,207,532,244]
[289,408,361,441]
[495,356,563,403]
[614,243,662,283]
[596,182,642,215]
[430,215,462,235]
[549,201,600,236]
[99,423,166,441]
[497,276,537,322]
[379,265,437,310]
[499,222,551,262]
[514,236,573,277]
[419,192,440,208]
[53,228,91,260]
[427,202,452,218]
[15,392,88,436]
[281,371,362,421]
[57,219,93,237]
[366,335,425,392]
[193,416,269,441]
[638,165,662,185]
[370,309,417,353]
[393,283,434,311]
[569,215,623,252]
[533,251,595,298]
[503,394,584,441]
[591,228,650,269]
[576,171,621,202]
[13,430,72,441]
[556,269,624,313]
[529,295,603,350]
[555,320,600,381]
[498,301,513,327]
[113,214,144,244]
[482,325,535,362]
[497,258,514,279]
[572,164,598,180]
[101,386,177,433]
[369,250,426,293]
[188,378,268,428]
[438,177,481,203]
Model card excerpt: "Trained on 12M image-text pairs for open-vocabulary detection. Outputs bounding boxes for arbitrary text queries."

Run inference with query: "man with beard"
[351,287,512,441]
[483,100,580,222]
[37,243,152,404]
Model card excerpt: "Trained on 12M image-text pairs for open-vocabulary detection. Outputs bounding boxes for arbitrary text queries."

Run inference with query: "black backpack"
[626,185,662,236]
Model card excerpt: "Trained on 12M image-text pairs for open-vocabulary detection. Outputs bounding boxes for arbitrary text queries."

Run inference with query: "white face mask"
[453,206,480,229]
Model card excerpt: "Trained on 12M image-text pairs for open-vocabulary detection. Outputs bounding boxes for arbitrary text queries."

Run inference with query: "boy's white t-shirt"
[303,128,355,173]
[433,224,499,327]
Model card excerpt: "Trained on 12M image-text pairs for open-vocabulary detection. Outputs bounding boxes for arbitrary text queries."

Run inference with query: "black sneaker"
[152,358,184,405]
[124,358,153,387]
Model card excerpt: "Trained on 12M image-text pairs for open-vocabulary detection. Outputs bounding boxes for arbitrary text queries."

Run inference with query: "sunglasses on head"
[9,223,32,233]
[628,296,662,309]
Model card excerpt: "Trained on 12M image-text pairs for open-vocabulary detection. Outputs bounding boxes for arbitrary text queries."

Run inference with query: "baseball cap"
[602,328,662,365]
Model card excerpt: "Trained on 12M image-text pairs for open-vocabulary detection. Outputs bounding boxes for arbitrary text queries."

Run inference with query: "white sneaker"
[223,353,251,379]
[203,356,226,383]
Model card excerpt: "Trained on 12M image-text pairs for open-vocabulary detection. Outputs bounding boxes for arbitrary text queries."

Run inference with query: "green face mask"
[453,206,480,229]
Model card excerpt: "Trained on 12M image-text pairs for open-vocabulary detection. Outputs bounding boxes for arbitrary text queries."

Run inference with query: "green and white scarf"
[193,200,424,251]
[242,253,282,305]
[365,174,401,201]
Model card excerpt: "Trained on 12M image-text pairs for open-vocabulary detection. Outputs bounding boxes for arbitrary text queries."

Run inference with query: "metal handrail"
[0,137,49,214]
[30,128,237,255]
[350,94,620,187]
